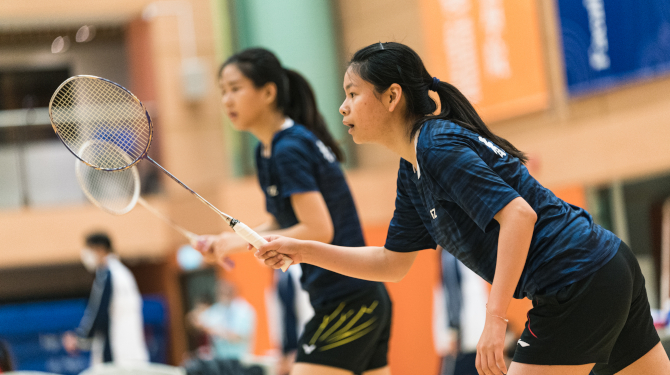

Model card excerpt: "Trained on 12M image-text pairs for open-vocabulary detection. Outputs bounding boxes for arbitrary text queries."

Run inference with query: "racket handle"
[232,222,292,272]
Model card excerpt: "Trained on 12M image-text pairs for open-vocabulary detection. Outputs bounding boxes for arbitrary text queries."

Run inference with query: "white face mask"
[80,247,99,272]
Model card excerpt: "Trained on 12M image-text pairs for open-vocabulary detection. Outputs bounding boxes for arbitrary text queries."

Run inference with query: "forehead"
[220,64,246,83]
[343,66,363,88]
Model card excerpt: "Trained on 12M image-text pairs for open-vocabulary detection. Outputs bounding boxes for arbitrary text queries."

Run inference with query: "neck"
[376,117,418,168]
[249,110,286,147]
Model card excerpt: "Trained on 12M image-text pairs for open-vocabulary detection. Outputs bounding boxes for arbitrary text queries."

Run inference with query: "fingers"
[475,349,506,375]
[218,256,235,271]
[496,350,508,375]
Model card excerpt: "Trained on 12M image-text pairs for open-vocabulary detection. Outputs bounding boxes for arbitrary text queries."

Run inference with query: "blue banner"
[557,0,670,95]
[0,296,167,375]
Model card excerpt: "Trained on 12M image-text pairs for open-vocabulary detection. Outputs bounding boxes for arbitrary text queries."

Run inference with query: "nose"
[222,93,231,106]
[339,100,348,116]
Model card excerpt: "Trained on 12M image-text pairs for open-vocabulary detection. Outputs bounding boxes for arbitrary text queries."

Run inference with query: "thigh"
[296,284,392,374]
[508,362,594,375]
[291,363,353,375]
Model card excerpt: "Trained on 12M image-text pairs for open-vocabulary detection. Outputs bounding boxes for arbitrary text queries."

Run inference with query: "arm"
[257,238,418,283]
[476,197,536,375]
[198,191,335,265]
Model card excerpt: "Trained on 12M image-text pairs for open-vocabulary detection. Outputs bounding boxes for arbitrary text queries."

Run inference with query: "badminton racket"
[75,140,234,268]
[50,75,290,271]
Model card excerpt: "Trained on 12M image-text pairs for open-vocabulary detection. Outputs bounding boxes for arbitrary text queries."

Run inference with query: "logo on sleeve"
[430,208,437,219]
[478,136,506,158]
[267,185,278,197]
[517,339,530,347]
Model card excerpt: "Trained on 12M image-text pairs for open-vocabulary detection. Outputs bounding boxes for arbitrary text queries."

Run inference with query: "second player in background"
[196,48,393,375]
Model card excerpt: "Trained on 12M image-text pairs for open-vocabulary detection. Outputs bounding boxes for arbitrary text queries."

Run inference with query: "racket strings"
[50,77,151,170]
[76,140,140,214]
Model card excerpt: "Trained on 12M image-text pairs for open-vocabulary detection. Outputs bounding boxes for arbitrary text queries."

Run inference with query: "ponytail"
[349,42,527,163]
[222,48,345,162]
[283,69,344,162]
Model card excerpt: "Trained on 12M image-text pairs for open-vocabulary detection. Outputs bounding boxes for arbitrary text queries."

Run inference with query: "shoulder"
[273,125,316,156]
[416,119,475,152]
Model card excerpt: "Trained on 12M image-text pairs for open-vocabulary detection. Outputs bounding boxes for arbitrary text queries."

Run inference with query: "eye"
[349,92,355,98]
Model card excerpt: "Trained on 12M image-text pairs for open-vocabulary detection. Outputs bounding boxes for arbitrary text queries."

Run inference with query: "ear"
[384,83,403,113]
[261,82,278,105]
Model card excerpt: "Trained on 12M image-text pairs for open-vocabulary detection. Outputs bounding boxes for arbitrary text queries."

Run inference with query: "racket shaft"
[137,197,198,244]
[146,155,234,224]
[232,222,292,272]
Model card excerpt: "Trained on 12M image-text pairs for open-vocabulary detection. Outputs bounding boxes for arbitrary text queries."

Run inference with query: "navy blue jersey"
[256,122,376,307]
[385,119,620,299]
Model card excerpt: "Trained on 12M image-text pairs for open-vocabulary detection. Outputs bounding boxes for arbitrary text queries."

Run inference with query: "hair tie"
[429,77,440,91]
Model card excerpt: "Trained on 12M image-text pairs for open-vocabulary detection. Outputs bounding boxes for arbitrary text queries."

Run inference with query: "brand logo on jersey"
[315,140,336,163]
[430,208,437,219]
[517,339,530,347]
[267,185,278,197]
[478,136,506,158]
[302,344,316,354]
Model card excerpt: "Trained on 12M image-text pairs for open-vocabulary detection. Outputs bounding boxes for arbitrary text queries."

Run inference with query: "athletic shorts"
[513,241,660,374]
[295,283,392,374]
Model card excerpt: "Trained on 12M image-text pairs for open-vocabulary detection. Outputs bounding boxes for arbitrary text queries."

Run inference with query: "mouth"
[227,111,238,121]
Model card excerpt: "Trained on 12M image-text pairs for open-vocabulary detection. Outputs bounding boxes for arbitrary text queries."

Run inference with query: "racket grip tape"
[232,222,292,272]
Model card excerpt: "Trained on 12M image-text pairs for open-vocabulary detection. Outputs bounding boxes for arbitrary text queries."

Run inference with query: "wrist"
[486,304,509,323]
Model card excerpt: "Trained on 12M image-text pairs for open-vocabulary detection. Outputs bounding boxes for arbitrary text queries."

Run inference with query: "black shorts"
[513,242,660,374]
[295,283,392,374]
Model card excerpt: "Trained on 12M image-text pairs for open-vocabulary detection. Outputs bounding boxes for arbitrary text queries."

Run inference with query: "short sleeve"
[274,140,319,198]
[422,143,520,232]
[384,166,437,252]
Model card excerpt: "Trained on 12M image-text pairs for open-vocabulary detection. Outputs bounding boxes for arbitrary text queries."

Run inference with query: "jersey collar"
[262,118,295,158]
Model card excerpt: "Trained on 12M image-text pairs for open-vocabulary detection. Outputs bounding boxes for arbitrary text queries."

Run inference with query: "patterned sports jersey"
[256,121,376,307]
[385,119,620,299]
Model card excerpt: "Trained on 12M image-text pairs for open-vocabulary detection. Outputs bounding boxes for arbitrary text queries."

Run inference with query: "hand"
[277,350,297,375]
[476,314,508,375]
[254,235,304,269]
[195,234,235,271]
[62,331,79,354]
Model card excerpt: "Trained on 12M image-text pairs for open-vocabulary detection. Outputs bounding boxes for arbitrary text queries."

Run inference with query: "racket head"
[49,75,153,171]
[75,140,141,215]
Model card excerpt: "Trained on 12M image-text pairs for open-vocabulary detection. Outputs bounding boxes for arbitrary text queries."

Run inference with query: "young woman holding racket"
[256,42,670,375]
[196,48,392,375]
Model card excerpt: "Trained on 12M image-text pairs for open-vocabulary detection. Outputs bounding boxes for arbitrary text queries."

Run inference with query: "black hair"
[85,232,113,253]
[220,48,345,162]
[348,42,527,163]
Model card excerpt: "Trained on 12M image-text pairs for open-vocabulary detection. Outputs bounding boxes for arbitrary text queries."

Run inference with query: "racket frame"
[53,75,291,271]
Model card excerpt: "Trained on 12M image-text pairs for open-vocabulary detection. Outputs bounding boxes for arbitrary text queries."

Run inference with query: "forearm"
[264,222,331,244]
[488,201,536,317]
[299,242,416,282]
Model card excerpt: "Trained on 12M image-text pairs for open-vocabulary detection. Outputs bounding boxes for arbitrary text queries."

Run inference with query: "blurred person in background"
[436,249,488,375]
[190,279,256,361]
[196,48,392,375]
[0,339,14,373]
[275,266,314,375]
[185,294,215,360]
[62,232,149,366]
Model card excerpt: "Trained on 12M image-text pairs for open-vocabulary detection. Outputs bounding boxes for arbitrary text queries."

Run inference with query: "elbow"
[310,223,334,244]
[318,223,334,244]
[381,249,415,283]
[510,198,537,225]
[522,203,537,224]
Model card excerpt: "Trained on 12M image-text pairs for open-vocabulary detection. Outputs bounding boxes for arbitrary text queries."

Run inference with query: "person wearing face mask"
[62,232,149,366]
